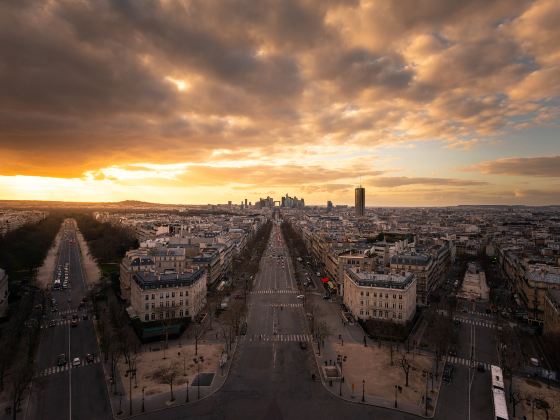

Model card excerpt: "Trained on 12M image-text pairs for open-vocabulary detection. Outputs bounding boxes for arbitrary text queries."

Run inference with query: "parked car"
[49,320,56,328]
[57,354,67,366]
[72,357,81,367]
[299,341,308,350]
[86,353,94,363]
[296,295,305,299]
[477,363,486,372]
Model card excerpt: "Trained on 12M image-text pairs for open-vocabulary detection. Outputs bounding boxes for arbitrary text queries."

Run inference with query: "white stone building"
[343,268,416,324]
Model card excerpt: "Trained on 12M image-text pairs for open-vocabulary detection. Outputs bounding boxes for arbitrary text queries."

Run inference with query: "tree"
[153,362,181,402]
[9,362,34,419]
[400,354,411,387]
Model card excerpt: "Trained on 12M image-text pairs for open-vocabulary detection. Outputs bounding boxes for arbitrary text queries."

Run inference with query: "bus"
[490,365,509,420]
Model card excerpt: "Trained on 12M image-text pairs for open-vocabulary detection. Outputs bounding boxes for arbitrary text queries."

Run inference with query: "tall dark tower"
[355,186,365,217]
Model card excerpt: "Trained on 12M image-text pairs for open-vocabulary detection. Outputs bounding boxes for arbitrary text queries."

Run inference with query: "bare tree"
[9,362,34,419]
[152,362,181,402]
[400,354,411,387]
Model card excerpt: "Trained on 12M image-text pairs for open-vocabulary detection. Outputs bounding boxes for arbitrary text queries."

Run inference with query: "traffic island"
[316,339,443,417]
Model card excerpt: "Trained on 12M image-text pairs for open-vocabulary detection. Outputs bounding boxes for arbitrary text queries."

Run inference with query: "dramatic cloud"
[467,156,560,177]
[368,177,488,188]
[0,0,558,205]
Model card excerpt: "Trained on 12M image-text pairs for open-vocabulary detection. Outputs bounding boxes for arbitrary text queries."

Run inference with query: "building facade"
[343,268,416,324]
[355,187,365,217]
[130,269,207,322]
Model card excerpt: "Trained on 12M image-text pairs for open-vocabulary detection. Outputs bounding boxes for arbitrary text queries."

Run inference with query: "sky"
[0,0,559,206]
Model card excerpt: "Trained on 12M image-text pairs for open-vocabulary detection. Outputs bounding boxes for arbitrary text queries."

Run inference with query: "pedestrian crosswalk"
[269,303,303,308]
[37,356,101,378]
[251,289,298,294]
[41,319,74,329]
[453,316,497,329]
[447,356,490,370]
[248,334,311,342]
[58,308,78,316]
[465,311,494,318]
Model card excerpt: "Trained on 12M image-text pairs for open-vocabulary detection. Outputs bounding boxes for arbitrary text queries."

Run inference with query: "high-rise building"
[355,186,365,217]
[327,201,333,212]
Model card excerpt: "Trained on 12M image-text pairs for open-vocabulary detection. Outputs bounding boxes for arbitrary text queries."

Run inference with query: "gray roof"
[390,253,431,266]
[133,269,205,290]
[346,268,415,290]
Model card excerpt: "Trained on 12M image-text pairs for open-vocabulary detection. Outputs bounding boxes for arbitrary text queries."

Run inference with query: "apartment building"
[120,249,154,302]
[130,269,207,322]
[390,253,435,306]
[0,268,8,318]
[343,268,416,324]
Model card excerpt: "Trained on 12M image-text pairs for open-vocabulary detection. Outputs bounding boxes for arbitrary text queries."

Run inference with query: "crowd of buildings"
[0,210,47,237]
[284,203,560,333]
[96,212,268,324]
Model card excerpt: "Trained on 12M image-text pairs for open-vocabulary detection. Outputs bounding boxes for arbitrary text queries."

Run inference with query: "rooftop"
[346,268,415,290]
[133,269,205,290]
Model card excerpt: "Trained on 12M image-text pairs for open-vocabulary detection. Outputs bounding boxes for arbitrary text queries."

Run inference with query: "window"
[151,313,155,320]
[398,313,402,319]
[179,300,183,306]
[180,291,183,297]
[145,304,149,310]
[398,294,402,300]
[366,292,369,297]
[159,313,163,319]
[186,291,189,296]
[385,293,388,298]
[385,302,388,308]
[365,310,369,316]
[360,291,364,296]
[166,292,169,298]
[360,301,364,306]
[166,301,169,307]
[359,310,363,315]
[172,292,175,298]
[160,293,163,299]
[374,293,377,297]
[151,303,155,309]
[393,294,396,299]
[145,295,149,301]
[398,303,402,309]
[392,303,395,309]
[144,314,149,321]
[179,310,184,317]
[159,302,163,308]
[152,294,155,300]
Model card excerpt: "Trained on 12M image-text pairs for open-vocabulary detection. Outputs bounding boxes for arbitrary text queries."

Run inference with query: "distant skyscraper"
[327,201,333,212]
[355,186,365,217]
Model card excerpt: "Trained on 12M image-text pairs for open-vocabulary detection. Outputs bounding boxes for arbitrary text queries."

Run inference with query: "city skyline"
[1,0,559,206]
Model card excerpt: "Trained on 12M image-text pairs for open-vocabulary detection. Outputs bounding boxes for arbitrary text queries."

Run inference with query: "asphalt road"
[26,220,111,420]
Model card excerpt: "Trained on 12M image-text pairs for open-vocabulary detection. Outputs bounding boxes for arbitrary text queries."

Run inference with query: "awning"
[321,277,329,283]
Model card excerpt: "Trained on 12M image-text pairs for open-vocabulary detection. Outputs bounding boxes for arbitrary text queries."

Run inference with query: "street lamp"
[362,379,365,402]
[394,385,398,408]
[197,362,201,400]
[141,387,145,413]
[185,379,189,402]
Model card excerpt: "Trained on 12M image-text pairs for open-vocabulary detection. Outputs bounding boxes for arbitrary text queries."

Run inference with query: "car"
[51,306,58,313]
[82,313,89,320]
[323,295,330,300]
[296,295,305,299]
[71,315,79,327]
[72,357,81,367]
[299,341,308,350]
[86,353,94,363]
[448,347,457,356]
[477,363,486,372]
[442,364,454,383]
[49,320,56,328]
[57,354,67,366]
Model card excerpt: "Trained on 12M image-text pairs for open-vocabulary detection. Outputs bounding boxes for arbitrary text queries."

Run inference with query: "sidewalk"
[309,294,442,418]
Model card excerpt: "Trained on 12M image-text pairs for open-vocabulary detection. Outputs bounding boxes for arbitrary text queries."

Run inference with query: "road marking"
[453,316,497,329]
[248,334,311,342]
[251,289,297,294]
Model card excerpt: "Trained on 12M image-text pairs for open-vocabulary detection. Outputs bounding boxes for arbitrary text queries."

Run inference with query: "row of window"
[359,301,403,309]
[359,309,403,320]
[360,291,403,299]
[145,291,189,300]
[145,299,189,310]
[143,309,189,321]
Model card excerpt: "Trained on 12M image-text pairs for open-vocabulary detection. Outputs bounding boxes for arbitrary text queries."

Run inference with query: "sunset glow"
[0,0,559,205]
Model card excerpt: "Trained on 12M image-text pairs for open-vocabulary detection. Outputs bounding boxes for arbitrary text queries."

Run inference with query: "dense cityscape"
[1,1,559,419]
